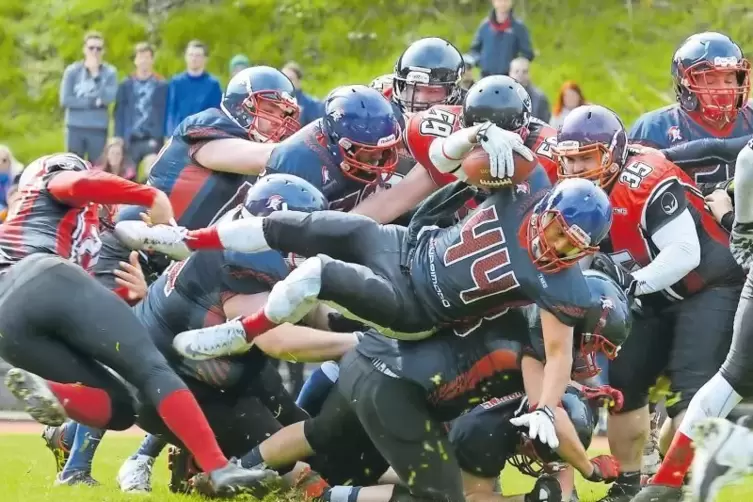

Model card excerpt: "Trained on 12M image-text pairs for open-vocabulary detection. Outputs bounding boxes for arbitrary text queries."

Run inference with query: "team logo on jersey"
[266,195,288,211]
[321,165,332,185]
[667,126,682,143]
[515,182,530,194]
[660,191,679,215]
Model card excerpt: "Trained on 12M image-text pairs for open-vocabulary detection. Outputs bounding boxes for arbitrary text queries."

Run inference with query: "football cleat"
[190,458,282,499]
[113,221,191,260]
[117,454,155,493]
[42,424,71,474]
[173,319,251,361]
[264,256,322,324]
[5,368,66,426]
[54,470,100,487]
[629,484,683,502]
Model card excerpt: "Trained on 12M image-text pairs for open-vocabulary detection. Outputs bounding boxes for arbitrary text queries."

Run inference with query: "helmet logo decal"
[406,71,430,84]
[667,126,683,143]
[377,134,397,145]
[265,195,288,211]
[714,56,739,67]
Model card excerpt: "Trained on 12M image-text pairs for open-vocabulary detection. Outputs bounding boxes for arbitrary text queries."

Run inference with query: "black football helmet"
[671,32,750,124]
[221,66,301,142]
[462,75,532,140]
[392,37,464,113]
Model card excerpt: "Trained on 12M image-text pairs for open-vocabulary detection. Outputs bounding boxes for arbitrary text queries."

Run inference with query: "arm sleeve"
[734,139,753,224]
[662,135,752,169]
[114,81,126,138]
[632,208,701,295]
[60,66,93,109]
[100,67,118,105]
[46,170,158,208]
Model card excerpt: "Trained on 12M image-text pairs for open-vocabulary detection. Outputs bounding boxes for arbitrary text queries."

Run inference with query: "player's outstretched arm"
[662,134,752,170]
[192,138,278,175]
[350,164,438,223]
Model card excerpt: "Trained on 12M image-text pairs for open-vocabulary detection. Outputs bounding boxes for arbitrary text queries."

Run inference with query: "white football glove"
[509,405,559,449]
[476,122,535,179]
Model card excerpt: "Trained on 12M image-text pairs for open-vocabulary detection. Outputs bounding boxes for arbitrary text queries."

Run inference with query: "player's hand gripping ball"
[461,144,537,188]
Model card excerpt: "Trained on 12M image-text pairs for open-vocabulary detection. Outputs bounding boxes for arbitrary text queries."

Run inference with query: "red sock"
[186,227,222,250]
[241,309,279,342]
[47,382,112,428]
[157,388,227,472]
[651,431,694,487]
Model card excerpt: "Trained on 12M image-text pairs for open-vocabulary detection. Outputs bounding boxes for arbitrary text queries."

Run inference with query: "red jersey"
[404,106,559,187]
[604,153,743,304]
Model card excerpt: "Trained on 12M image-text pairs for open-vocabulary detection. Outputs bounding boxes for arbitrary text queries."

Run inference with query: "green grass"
[2,433,753,501]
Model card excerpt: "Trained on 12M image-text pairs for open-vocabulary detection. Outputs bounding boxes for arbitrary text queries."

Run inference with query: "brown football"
[461,144,538,188]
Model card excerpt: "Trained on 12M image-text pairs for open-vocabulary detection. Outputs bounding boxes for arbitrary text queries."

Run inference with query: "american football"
[461,144,538,188]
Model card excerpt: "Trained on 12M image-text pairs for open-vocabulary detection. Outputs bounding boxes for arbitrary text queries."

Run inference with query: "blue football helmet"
[321,85,402,184]
[221,66,301,142]
[671,32,750,124]
[528,178,612,273]
[243,173,327,217]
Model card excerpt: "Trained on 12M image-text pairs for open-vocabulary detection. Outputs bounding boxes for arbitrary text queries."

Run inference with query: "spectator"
[59,31,118,161]
[0,145,24,177]
[114,42,168,170]
[459,59,476,91]
[1,173,22,223]
[468,0,534,78]
[281,61,324,127]
[0,145,22,212]
[94,137,137,181]
[229,54,251,78]
[165,40,222,135]
[508,57,551,123]
[550,81,587,129]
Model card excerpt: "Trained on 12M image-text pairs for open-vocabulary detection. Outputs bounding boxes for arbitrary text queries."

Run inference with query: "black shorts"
[721,272,753,397]
[0,254,186,430]
[303,387,388,486]
[263,211,432,335]
[448,393,524,478]
[336,350,465,502]
[608,286,740,416]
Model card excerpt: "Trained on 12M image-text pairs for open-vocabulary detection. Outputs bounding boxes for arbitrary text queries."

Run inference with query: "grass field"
[2,427,753,502]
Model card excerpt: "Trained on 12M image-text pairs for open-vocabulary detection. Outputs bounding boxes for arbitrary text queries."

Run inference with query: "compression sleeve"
[662,134,752,169]
[734,140,753,224]
[631,208,701,295]
[47,170,158,208]
[428,126,481,174]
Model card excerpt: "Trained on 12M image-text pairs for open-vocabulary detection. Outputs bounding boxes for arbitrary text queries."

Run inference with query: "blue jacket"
[295,89,325,127]
[469,10,534,77]
[114,74,168,141]
[165,71,222,135]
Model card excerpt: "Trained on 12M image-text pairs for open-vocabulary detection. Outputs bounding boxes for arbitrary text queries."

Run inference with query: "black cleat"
[525,474,562,502]
[41,424,71,474]
[167,446,199,494]
[191,458,281,499]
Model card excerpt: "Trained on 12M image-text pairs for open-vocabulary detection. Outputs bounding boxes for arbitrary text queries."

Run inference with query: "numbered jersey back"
[404,104,464,186]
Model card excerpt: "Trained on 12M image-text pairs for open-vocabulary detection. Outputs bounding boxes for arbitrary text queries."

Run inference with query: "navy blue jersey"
[409,165,592,328]
[356,311,528,421]
[629,103,753,184]
[264,119,414,213]
[117,108,255,228]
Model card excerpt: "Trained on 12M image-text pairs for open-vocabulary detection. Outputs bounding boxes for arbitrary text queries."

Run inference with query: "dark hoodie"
[469,9,534,77]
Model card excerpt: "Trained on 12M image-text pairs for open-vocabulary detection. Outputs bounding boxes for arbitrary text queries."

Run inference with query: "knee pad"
[106,391,138,431]
[266,256,322,324]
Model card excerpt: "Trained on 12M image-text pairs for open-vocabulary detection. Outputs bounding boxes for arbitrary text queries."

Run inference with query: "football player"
[629,32,753,188]
[353,75,555,225]
[230,269,628,502]
[554,105,745,502]
[0,153,278,497]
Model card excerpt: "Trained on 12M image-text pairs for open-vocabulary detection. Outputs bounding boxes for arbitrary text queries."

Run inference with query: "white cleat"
[5,368,67,426]
[690,417,753,502]
[173,319,251,360]
[113,221,192,260]
[117,454,155,493]
[265,257,322,324]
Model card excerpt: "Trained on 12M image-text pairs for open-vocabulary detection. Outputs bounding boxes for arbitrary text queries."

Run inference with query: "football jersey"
[629,103,753,184]
[356,313,527,421]
[0,154,101,272]
[602,153,743,305]
[409,165,592,329]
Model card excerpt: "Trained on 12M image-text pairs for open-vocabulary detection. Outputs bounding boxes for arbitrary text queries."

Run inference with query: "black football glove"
[591,253,638,296]
[731,221,753,269]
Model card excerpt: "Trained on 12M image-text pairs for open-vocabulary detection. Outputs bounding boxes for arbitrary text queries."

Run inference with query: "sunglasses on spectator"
[87,45,104,52]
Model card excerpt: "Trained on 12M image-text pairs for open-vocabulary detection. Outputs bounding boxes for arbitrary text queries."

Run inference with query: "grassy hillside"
[1,0,752,162]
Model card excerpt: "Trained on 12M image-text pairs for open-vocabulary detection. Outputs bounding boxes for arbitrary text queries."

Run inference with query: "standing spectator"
[459,59,476,91]
[164,40,222,135]
[229,54,251,78]
[114,42,168,171]
[508,57,551,123]
[281,61,324,127]
[0,146,21,213]
[550,81,587,129]
[59,31,118,161]
[94,138,137,181]
[468,0,534,77]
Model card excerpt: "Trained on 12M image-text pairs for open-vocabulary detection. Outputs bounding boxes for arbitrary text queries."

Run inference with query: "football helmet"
[672,32,750,124]
[393,37,464,112]
[555,105,628,189]
[321,85,402,184]
[528,178,612,273]
[463,75,532,140]
[221,66,300,142]
[242,174,327,217]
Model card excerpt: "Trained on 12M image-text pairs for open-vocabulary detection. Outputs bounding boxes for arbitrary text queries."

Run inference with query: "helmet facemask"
[678,59,751,124]
[241,90,301,142]
[555,142,621,191]
[335,133,401,184]
[528,211,599,273]
[393,70,459,112]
